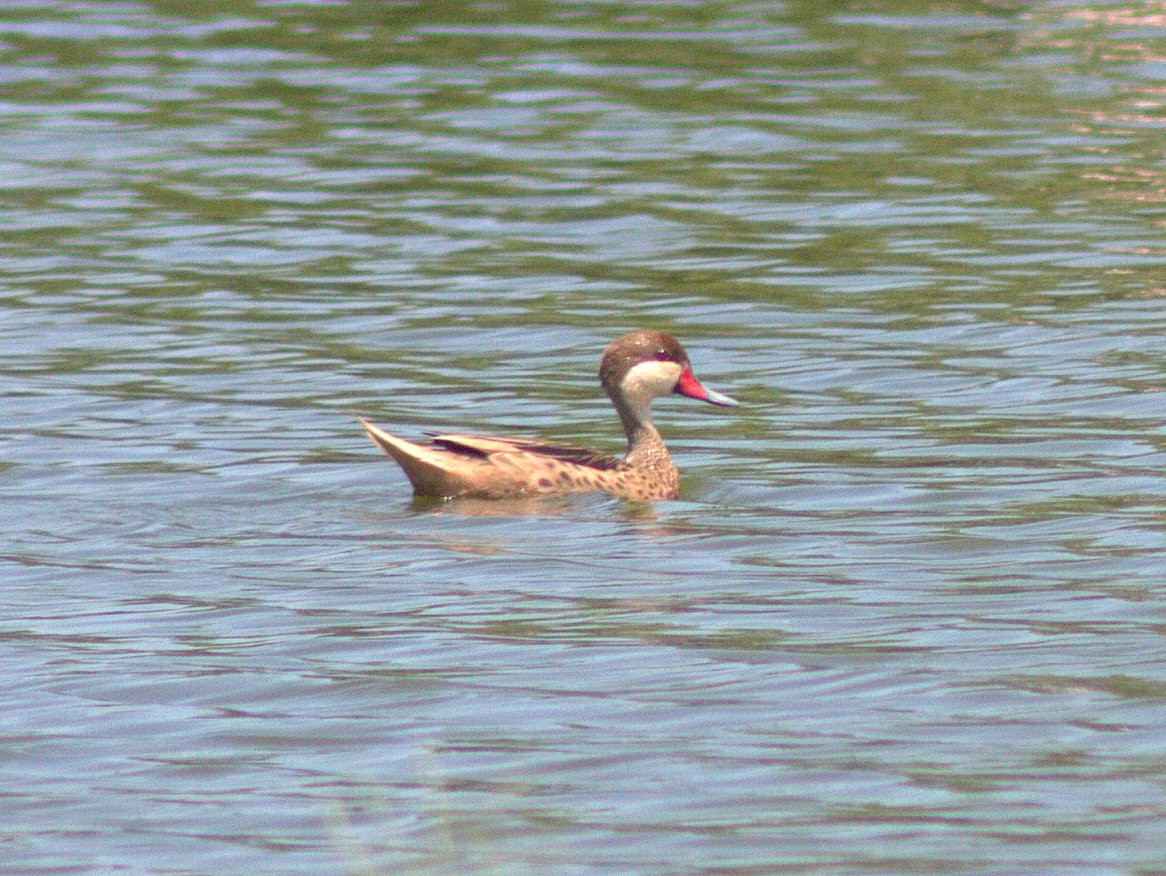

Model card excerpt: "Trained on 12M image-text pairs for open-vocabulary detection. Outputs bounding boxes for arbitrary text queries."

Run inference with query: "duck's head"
[599,330,738,421]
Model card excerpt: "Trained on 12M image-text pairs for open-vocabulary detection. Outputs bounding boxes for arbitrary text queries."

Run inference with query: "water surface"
[3,2,1166,873]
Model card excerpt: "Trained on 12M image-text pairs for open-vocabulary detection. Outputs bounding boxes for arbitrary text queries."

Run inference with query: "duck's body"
[360,330,738,501]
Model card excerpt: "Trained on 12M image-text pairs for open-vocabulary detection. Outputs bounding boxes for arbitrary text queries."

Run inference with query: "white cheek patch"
[620,360,683,400]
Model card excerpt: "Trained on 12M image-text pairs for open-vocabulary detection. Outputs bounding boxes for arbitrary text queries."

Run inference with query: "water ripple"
[2,1,1166,873]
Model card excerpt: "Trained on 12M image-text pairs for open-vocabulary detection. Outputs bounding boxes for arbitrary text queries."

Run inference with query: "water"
[3,1,1166,873]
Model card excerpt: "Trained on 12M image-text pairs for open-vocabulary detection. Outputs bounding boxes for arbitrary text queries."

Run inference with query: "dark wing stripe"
[429,434,620,470]
[428,435,492,459]
[501,437,621,470]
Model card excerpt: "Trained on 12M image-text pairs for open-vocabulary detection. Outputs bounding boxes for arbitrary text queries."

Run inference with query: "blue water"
[3,2,1166,873]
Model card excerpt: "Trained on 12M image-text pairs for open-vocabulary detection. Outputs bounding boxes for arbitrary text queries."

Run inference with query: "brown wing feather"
[428,433,620,471]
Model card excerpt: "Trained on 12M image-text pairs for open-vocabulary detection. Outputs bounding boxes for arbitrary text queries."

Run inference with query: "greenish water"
[4,1,1166,873]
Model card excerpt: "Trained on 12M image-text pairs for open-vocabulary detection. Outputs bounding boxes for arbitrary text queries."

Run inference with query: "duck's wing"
[428,433,621,471]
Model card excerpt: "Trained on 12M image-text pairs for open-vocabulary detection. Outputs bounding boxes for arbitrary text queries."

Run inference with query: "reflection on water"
[2,1,1166,873]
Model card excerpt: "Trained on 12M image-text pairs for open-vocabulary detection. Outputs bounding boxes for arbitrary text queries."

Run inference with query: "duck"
[359,329,738,501]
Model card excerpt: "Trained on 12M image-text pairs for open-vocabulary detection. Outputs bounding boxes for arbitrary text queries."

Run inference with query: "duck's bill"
[674,366,739,407]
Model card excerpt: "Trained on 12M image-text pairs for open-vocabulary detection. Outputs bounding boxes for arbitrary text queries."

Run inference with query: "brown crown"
[598,329,688,394]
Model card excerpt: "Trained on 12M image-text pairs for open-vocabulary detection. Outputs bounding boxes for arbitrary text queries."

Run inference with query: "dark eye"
[653,349,670,361]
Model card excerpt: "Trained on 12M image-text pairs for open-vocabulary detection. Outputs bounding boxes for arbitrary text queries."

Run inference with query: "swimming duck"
[359,329,738,501]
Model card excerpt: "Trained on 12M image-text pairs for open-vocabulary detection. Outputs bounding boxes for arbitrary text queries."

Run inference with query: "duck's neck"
[612,395,671,466]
